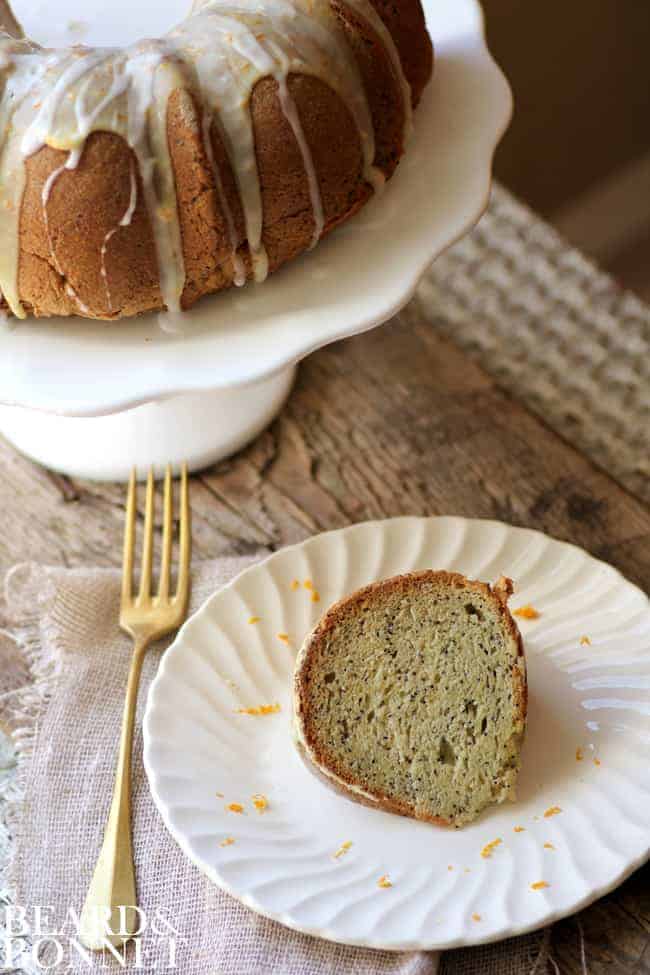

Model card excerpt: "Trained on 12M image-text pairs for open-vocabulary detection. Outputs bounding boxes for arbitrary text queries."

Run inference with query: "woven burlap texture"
[0,557,551,974]
[416,185,650,506]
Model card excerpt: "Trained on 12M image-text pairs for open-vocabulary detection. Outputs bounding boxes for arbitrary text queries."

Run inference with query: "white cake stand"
[0,0,512,481]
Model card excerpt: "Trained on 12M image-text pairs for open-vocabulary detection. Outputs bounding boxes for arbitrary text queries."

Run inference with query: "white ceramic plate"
[0,0,511,416]
[144,518,650,951]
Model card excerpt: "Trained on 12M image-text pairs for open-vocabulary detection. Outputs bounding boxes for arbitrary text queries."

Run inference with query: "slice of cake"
[293,571,527,827]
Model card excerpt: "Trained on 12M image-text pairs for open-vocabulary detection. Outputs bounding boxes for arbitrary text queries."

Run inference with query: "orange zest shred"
[248,616,261,624]
[481,838,503,859]
[227,803,244,814]
[531,881,550,891]
[544,843,555,850]
[251,794,268,813]
[220,837,235,847]
[576,747,584,761]
[237,703,281,716]
[311,591,321,603]
[290,579,300,591]
[277,633,290,644]
[580,635,591,646]
[333,841,353,860]
[544,806,562,818]
[472,914,482,922]
[514,605,541,620]
[377,875,392,889]
[513,826,526,833]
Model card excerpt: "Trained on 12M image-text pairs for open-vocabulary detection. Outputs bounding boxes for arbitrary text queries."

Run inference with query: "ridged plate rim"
[144,517,650,951]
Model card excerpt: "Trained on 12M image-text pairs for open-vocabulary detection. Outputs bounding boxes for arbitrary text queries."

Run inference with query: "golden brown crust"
[294,569,527,827]
[14,0,433,319]
[367,0,433,107]
[19,133,160,319]
[252,73,370,280]
[168,90,239,312]
[294,735,452,826]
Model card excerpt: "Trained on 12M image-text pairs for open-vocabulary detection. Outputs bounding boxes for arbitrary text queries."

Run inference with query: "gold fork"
[80,464,191,950]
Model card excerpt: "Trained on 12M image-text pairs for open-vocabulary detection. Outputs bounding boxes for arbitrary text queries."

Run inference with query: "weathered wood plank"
[0,312,648,973]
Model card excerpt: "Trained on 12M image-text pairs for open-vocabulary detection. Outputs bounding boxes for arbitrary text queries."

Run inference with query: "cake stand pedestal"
[0,0,511,483]
[0,366,296,481]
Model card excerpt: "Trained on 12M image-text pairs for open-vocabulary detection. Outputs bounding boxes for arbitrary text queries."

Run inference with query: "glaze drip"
[40,153,92,315]
[201,111,247,287]
[0,0,411,318]
[100,157,138,312]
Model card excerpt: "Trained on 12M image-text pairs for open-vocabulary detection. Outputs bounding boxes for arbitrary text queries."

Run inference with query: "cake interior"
[301,579,524,826]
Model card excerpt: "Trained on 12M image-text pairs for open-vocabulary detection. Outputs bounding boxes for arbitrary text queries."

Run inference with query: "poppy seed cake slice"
[293,570,527,827]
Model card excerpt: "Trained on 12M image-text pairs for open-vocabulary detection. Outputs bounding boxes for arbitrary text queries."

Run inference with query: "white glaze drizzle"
[0,38,49,317]
[265,35,323,249]
[41,151,90,314]
[21,48,115,158]
[100,156,138,313]
[344,0,413,142]
[201,110,246,286]
[178,9,273,282]
[0,0,412,318]
[124,42,189,314]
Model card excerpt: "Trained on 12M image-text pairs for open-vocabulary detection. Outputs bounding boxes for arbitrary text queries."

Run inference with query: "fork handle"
[79,638,149,950]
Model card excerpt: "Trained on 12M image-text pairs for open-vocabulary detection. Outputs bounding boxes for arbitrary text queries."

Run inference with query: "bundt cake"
[0,0,432,321]
[293,571,527,827]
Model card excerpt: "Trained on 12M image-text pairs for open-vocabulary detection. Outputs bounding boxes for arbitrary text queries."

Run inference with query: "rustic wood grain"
[0,312,647,973]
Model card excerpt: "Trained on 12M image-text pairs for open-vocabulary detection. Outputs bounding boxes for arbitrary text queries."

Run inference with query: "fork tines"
[122,464,190,612]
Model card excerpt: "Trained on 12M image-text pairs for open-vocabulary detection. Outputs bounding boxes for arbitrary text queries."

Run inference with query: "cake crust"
[293,570,527,827]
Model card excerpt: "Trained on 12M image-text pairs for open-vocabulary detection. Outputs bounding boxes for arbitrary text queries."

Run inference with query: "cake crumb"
[447,865,454,871]
[311,591,321,603]
[215,791,224,798]
[227,803,244,814]
[544,806,562,818]
[481,838,502,859]
[576,747,584,761]
[251,794,268,813]
[580,635,591,646]
[333,841,353,860]
[237,703,281,716]
[304,579,314,591]
[514,605,540,620]
[290,579,300,591]
[377,875,392,889]
[531,881,550,891]
[248,616,261,624]
[277,633,290,644]
[220,837,235,847]
[513,826,526,833]
[593,758,601,767]
[544,843,555,850]
[472,913,481,922]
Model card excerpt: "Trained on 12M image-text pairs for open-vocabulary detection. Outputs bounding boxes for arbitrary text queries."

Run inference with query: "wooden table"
[0,312,648,973]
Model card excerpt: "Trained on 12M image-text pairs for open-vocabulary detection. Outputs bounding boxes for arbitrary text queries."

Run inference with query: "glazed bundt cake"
[0,0,432,321]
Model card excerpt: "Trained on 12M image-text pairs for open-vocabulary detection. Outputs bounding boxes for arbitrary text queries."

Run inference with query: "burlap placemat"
[416,185,650,506]
[0,556,551,974]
